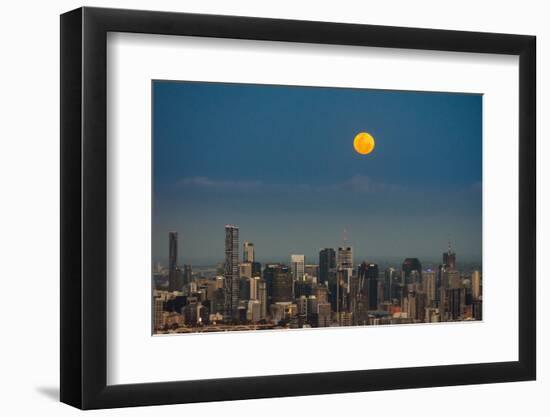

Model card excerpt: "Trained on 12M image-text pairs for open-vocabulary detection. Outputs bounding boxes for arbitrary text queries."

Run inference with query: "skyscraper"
[422,269,437,306]
[317,302,331,327]
[168,231,179,292]
[337,246,354,306]
[239,276,250,301]
[319,248,336,284]
[446,287,465,321]
[249,276,260,300]
[471,270,481,300]
[224,225,240,320]
[263,264,278,305]
[447,270,461,289]
[443,242,456,270]
[384,267,397,302]
[290,254,305,282]
[239,262,252,279]
[337,246,353,270]
[243,241,255,263]
[305,264,319,281]
[402,258,422,285]
[183,264,192,287]
[367,263,379,310]
[272,266,293,303]
[251,261,262,277]
[359,262,379,310]
[437,264,448,308]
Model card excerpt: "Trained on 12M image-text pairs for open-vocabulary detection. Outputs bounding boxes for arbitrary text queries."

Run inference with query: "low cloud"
[176,174,396,195]
[340,175,397,193]
[177,176,263,191]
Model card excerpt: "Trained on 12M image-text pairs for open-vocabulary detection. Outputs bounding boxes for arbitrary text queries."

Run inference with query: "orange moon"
[353,132,376,155]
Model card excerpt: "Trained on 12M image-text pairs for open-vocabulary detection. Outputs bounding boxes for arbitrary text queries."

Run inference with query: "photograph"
[151,80,483,334]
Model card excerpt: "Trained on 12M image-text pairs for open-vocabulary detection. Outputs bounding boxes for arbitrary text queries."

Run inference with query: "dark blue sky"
[152,80,482,266]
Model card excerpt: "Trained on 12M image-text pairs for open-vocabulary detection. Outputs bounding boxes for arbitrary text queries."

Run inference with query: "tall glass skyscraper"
[243,241,255,263]
[290,254,305,282]
[224,225,240,320]
[168,231,178,291]
[358,262,379,310]
[337,246,353,270]
[319,248,336,284]
[443,242,456,270]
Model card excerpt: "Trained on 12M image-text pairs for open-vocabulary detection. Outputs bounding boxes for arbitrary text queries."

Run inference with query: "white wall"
[0,0,546,415]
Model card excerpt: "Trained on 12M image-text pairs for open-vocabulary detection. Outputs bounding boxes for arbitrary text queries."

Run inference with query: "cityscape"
[152,81,482,335]
[152,226,482,334]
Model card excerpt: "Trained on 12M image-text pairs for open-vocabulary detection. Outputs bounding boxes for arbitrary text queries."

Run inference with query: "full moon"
[353,132,376,155]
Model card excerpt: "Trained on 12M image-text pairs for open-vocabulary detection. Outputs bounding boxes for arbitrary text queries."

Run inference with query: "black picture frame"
[60,6,536,410]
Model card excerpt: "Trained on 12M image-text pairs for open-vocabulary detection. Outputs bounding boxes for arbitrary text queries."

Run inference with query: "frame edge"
[62,6,537,409]
[60,7,84,409]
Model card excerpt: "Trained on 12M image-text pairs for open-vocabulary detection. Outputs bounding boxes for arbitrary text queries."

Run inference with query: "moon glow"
[353,132,376,155]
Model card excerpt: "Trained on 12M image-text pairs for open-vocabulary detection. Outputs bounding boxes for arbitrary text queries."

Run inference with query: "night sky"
[152,80,482,266]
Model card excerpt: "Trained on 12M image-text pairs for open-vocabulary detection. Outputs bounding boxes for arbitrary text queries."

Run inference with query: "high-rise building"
[337,246,353,270]
[183,264,192,287]
[153,297,165,331]
[247,300,261,323]
[415,292,427,322]
[306,296,318,326]
[471,270,481,300]
[336,246,354,313]
[213,287,225,315]
[249,276,260,300]
[243,241,255,263]
[239,262,252,279]
[402,258,422,285]
[384,267,397,302]
[443,242,456,270]
[359,262,379,310]
[305,264,319,281]
[297,295,309,317]
[472,299,482,321]
[319,248,336,285]
[272,267,293,303]
[168,231,179,291]
[294,279,313,299]
[436,264,447,304]
[313,285,329,306]
[403,290,417,321]
[335,268,352,314]
[263,263,283,304]
[446,288,465,321]
[422,269,437,306]
[377,279,385,307]
[224,225,240,320]
[290,254,305,281]
[239,277,250,301]
[257,279,267,319]
[317,302,331,327]
[251,261,262,277]
[447,270,461,289]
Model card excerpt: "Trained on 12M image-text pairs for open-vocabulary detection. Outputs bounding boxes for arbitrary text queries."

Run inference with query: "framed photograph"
[60,6,536,410]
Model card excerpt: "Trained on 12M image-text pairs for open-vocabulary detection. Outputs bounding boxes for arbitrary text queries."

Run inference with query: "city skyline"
[155,227,481,268]
[152,80,482,334]
[152,81,482,265]
[153,225,481,333]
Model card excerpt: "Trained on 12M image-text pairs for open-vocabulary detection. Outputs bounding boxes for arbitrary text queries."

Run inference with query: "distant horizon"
[152,230,482,269]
